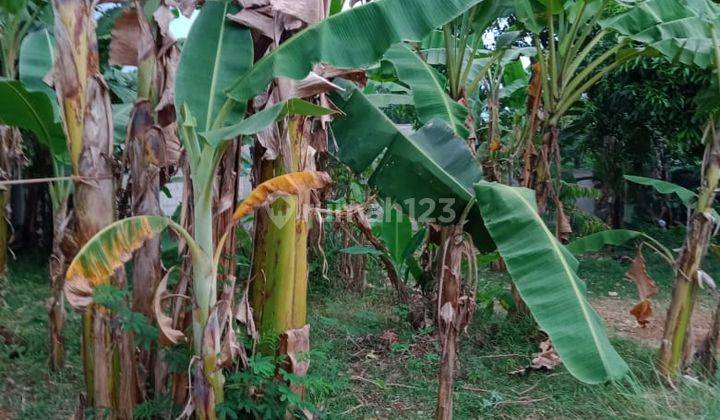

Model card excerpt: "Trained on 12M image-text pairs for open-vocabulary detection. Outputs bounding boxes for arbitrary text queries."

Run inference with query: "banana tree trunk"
[435,226,475,420]
[659,123,720,377]
[699,296,720,377]
[251,116,309,342]
[191,173,225,417]
[52,0,117,408]
[0,126,23,303]
[435,227,460,420]
[48,195,69,370]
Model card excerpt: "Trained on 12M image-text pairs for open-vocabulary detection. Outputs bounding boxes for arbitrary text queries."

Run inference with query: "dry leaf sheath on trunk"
[52,0,118,409]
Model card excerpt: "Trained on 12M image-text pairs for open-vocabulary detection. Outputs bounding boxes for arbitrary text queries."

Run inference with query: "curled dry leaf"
[232,171,332,221]
[235,278,258,340]
[555,203,572,244]
[626,248,658,301]
[270,0,325,25]
[531,339,561,371]
[630,299,653,327]
[509,339,562,377]
[626,248,658,326]
[153,268,187,345]
[227,8,275,39]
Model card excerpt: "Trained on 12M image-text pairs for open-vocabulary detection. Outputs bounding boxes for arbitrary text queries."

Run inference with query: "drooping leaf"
[626,249,658,302]
[0,80,66,156]
[226,0,484,103]
[601,0,720,69]
[19,29,58,107]
[232,171,332,221]
[624,175,696,207]
[203,98,336,146]
[175,0,253,132]
[383,43,469,138]
[475,181,629,384]
[330,80,493,251]
[65,216,172,309]
[566,229,643,255]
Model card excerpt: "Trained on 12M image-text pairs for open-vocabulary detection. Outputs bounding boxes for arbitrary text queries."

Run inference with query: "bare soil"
[593,297,716,348]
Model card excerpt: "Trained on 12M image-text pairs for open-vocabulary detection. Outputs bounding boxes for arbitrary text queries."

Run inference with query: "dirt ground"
[593,297,716,348]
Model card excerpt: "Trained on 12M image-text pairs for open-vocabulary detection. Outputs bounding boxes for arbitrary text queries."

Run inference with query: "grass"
[0,254,82,418]
[1,243,720,419]
[307,286,720,419]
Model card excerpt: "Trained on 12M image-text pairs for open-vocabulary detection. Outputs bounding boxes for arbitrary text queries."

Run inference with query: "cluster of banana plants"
[1,0,719,418]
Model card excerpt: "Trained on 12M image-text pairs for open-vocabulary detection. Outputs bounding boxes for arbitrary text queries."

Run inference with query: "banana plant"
[514,0,642,233]
[219,0,490,381]
[0,27,72,371]
[329,81,629,385]
[63,172,331,417]
[107,0,182,401]
[0,0,41,288]
[603,0,720,377]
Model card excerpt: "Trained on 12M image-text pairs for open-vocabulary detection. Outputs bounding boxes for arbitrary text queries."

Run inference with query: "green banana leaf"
[175,0,252,132]
[202,98,335,146]
[0,80,66,157]
[382,204,413,266]
[601,0,720,69]
[471,0,515,32]
[19,29,58,112]
[566,229,643,255]
[383,43,470,139]
[624,175,695,207]
[476,181,629,384]
[226,0,484,103]
[366,94,414,107]
[330,80,493,251]
[112,103,133,145]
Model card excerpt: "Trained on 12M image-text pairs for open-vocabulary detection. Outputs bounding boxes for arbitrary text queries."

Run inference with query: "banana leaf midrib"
[501,185,615,378]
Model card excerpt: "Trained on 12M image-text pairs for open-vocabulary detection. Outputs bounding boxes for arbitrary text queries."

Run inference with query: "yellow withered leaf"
[65,216,171,309]
[232,171,332,221]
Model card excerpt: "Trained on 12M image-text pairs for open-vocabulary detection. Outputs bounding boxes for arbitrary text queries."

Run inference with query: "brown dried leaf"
[626,249,658,301]
[153,269,187,346]
[227,9,275,39]
[108,4,153,67]
[271,0,325,25]
[555,204,572,244]
[290,72,341,98]
[166,0,197,18]
[630,299,653,327]
[315,64,368,86]
[530,339,561,371]
[235,279,258,340]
